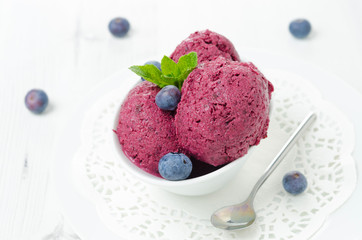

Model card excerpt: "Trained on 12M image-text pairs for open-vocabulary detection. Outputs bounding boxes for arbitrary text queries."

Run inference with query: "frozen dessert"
[175,57,273,166]
[117,29,274,179]
[170,30,240,64]
[115,81,178,177]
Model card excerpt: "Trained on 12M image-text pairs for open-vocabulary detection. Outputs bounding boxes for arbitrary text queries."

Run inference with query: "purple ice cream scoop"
[170,29,240,64]
[117,30,273,178]
[116,81,179,177]
[175,57,274,166]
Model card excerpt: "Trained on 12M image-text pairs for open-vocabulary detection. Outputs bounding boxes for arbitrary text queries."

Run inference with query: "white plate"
[53,50,362,240]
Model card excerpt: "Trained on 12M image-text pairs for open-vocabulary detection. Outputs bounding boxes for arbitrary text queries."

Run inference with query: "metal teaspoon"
[211,112,317,230]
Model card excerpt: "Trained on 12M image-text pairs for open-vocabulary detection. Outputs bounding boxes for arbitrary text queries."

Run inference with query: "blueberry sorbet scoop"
[175,57,274,166]
[170,29,240,64]
[116,81,179,177]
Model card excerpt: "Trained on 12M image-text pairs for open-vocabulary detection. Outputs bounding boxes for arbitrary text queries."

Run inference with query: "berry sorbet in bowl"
[113,30,273,195]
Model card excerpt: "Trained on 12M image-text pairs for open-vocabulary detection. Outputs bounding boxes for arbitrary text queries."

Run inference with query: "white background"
[1,0,362,239]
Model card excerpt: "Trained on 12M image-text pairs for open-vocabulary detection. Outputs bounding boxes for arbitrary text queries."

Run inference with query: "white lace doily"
[72,68,356,240]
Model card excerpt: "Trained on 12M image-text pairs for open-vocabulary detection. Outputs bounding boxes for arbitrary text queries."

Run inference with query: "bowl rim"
[112,100,256,187]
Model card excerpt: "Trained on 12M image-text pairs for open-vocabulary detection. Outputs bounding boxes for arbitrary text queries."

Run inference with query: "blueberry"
[108,17,130,37]
[282,171,308,195]
[289,19,311,39]
[25,89,49,114]
[155,85,181,111]
[141,60,161,81]
[158,153,192,181]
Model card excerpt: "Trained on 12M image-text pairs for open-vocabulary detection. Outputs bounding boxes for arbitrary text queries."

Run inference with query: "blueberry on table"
[282,171,308,195]
[141,60,161,81]
[108,17,130,37]
[158,153,192,181]
[155,85,181,111]
[25,89,49,114]
[289,19,311,39]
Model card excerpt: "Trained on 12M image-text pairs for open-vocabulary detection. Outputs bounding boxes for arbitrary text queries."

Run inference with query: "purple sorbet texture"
[175,57,274,166]
[170,29,240,64]
[116,81,179,177]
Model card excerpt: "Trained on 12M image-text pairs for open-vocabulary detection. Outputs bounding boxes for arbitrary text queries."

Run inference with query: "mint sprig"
[129,52,198,90]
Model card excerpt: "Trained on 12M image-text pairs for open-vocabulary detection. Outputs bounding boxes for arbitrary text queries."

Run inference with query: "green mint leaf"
[177,52,198,73]
[161,55,180,77]
[177,68,195,88]
[129,52,198,90]
[129,65,168,88]
[161,75,179,88]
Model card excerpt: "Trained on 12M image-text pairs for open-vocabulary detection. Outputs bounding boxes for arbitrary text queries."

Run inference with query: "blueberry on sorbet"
[158,153,192,181]
[155,85,181,111]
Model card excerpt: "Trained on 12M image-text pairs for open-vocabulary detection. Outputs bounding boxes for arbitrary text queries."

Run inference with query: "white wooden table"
[1,0,362,239]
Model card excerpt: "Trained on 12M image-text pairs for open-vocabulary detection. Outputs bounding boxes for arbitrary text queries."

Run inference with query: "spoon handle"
[248,112,317,200]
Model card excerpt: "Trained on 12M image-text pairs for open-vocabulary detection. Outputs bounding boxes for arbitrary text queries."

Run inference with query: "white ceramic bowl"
[111,105,254,196]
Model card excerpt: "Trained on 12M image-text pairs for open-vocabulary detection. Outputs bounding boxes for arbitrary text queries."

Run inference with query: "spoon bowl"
[211,198,256,230]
